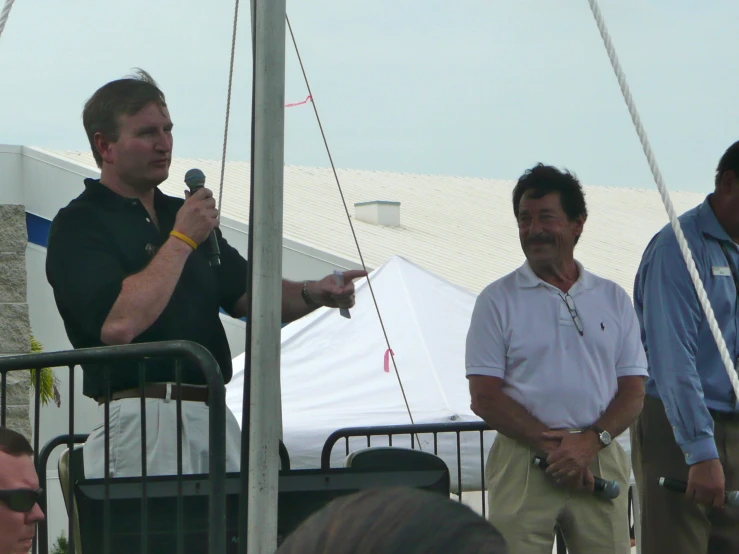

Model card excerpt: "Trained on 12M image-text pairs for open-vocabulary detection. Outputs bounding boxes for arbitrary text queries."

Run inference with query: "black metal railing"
[36,433,88,554]
[321,421,491,509]
[321,421,637,554]
[0,340,227,554]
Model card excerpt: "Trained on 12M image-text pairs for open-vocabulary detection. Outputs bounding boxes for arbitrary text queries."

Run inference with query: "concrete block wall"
[0,204,31,438]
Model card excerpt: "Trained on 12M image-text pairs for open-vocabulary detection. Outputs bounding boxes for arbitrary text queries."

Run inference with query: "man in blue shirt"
[633,140,739,554]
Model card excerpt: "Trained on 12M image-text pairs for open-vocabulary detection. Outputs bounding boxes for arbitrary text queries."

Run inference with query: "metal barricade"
[320,421,635,554]
[35,433,88,554]
[0,340,228,554]
[321,421,491,513]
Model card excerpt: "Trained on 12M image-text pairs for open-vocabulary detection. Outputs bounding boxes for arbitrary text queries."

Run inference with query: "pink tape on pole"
[383,349,394,373]
[285,95,312,108]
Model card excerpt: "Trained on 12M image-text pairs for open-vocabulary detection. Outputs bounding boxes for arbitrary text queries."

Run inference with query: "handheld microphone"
[184,168,221,267]
[533,456,620,500]
[659,477,739,507]
[333,270,351,319]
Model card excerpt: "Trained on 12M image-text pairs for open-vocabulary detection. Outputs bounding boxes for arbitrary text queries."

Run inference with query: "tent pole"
[242,0,286,551]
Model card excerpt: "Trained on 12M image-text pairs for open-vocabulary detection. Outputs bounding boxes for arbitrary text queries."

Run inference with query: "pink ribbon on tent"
[383,348,394,373]
[285,95,312,108]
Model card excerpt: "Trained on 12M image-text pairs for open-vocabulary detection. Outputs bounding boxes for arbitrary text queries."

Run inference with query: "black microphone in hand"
[659,477,739,507]
[532,456,621,499]
[184,168,221,267]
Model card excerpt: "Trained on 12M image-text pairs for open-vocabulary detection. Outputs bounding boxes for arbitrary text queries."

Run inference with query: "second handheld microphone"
[659,477,739,507]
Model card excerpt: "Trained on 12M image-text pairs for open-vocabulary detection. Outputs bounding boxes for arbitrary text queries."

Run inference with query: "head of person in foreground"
[0,427,45,554]
[275,486,508,554]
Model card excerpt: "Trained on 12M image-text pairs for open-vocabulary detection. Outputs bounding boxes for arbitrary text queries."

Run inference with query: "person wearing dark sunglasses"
[0,427,45,554]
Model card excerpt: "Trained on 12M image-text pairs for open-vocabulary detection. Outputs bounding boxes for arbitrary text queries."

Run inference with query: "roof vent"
[354,201,400,227]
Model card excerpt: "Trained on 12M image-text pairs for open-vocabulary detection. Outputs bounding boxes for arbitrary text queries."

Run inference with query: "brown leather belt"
[97,384,209,405]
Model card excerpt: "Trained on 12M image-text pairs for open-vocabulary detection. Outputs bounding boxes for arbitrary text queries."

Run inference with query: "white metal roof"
[45,149,706,296]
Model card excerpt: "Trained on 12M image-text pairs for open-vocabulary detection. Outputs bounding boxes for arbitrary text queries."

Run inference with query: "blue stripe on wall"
[26,212,51,248]
[26,211,258,323]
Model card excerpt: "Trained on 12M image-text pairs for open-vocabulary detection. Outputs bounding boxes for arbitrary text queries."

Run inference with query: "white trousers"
[83,397,242,478]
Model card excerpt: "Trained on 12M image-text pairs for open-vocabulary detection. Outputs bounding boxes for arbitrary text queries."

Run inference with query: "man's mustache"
[526,235,555,246]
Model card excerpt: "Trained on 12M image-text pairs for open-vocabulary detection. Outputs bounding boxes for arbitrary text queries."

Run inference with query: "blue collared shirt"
[634,196,739,464]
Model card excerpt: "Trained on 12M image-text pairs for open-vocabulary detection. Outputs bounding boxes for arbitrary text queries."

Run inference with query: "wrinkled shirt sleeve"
[616,289,648,377]
[640,244,717,463]
[466,291,506,379]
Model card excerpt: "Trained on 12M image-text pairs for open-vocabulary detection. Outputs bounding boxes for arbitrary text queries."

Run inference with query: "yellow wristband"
[169,230,197,250]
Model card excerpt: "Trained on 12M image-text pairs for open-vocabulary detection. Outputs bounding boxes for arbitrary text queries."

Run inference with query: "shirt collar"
[517,259,594,293]
[83,178,123,205]
[83,178,173,211]
[698,194,732,243]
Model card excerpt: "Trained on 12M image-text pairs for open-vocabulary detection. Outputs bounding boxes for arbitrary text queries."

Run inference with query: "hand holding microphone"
[177,168,221,267]
[533,456,621,499]
[659,477,739,508]
[661,458,728,508]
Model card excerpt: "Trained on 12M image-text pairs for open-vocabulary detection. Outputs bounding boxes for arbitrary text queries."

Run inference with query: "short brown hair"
[0,427,33,456]
[82,68,167,168]
[276,487,508,554]
[715,140,739,188]
[512,163,588,244]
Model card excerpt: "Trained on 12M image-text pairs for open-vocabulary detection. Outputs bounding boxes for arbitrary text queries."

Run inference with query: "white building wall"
[0,145,24,204]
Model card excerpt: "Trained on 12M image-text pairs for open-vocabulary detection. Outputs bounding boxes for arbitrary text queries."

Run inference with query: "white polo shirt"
[465,261,648,429]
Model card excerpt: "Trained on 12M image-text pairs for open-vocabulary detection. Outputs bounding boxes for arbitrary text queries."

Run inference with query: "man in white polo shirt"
[466,164,648,554]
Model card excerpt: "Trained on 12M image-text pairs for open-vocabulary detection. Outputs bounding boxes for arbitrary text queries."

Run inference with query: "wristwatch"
[587,425,612,447]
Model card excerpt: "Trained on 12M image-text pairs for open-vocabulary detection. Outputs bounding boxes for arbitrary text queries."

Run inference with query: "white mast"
[245,0,286,551]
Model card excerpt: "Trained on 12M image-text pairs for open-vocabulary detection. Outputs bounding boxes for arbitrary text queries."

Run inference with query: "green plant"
[28,335,61,407]
[50,532,68,554]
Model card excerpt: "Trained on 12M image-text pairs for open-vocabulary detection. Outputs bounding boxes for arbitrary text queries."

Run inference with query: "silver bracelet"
[301,281,318,307]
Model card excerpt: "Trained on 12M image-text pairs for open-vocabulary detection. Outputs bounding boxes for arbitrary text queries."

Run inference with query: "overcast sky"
[1,0,737,193]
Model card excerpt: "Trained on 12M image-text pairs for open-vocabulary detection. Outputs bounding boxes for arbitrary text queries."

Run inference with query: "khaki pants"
[631,395,739,554]
[486,434,631,554]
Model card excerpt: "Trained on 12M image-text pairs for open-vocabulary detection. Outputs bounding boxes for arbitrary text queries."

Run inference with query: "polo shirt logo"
[145,243,159,257]
[601,322,605,331]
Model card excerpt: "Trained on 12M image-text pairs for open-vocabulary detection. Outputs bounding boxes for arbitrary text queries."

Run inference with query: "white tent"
[226,256,632,491]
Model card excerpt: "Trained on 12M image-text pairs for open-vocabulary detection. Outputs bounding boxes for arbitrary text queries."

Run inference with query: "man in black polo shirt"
[46,69,365,478]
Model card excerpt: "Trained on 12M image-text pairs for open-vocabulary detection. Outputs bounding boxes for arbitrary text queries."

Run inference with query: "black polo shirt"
[46,179,248,398]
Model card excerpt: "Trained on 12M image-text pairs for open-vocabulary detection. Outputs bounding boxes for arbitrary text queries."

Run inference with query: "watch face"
[601,431,612,446]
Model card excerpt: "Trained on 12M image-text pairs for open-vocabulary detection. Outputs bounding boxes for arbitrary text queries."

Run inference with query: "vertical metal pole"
[67,366,75,554]
[1,370,7,426]
[246,0,286,550]
[456,432,462,502]
[175,364,184,554]
[238,0,257,548]
[138,363,148,554]
[32,369,41,554]
[479,431,486,518]
[104,369,111,554]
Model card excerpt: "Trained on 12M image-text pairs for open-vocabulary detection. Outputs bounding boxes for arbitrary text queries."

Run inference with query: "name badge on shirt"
[712,266,732,277]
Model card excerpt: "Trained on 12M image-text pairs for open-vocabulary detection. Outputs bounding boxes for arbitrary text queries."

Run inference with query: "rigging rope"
[285,14,420,431]
[587,0,739,398]
[217,0,241,216]
[0,0,16,42]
